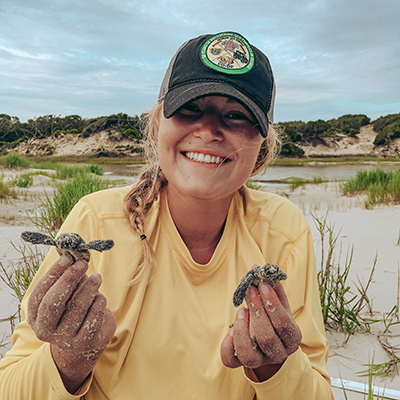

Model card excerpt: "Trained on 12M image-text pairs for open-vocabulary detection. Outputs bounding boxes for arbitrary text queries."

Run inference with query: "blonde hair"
[124,100,280,284]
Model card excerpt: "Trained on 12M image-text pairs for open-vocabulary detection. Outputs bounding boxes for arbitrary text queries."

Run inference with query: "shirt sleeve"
[0,200,96,400]
[245,228,334,399]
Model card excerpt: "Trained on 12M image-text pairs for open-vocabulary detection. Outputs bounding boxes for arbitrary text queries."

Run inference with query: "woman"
[0,32,333,399]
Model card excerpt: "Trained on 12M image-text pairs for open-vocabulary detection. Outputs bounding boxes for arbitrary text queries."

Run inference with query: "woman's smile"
[182,151,232,165]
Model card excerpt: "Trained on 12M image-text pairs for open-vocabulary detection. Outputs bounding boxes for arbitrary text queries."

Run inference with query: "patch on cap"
[200,32,254,75]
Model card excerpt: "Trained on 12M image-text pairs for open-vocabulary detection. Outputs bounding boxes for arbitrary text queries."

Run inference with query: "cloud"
[0,0,399,122]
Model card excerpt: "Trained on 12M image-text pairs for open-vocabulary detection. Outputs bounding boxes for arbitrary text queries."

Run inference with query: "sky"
[0,0,399,123]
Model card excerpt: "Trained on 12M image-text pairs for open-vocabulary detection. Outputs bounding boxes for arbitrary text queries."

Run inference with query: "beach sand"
[1,172,400,399]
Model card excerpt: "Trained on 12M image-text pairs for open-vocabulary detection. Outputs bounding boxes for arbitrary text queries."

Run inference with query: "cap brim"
[163,82,270,138]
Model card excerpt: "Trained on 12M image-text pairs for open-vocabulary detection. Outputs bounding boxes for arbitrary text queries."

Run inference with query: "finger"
[57,273,102,336]
[80,294,116,347]
[259,283,302,354]
[76,293,107,347]
[36,261,88,333]
[273,281,291,313]
[233,307,264,368]
[246,286,287,362]
[220,329,242,368]
[27,255,73,325]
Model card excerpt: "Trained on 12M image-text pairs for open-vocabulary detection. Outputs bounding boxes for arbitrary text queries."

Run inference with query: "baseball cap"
[158,32,275,138]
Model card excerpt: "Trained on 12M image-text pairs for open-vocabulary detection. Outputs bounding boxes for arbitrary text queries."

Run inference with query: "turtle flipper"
[21,231,56,246]
[81,239,115,253]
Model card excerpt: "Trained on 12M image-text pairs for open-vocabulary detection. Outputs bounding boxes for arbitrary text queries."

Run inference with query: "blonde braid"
[123,101,167,284]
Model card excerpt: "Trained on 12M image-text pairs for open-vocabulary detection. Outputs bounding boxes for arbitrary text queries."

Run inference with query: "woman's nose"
[193,113,223,142]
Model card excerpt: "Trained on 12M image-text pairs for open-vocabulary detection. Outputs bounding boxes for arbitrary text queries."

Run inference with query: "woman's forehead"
[188,95,243,105]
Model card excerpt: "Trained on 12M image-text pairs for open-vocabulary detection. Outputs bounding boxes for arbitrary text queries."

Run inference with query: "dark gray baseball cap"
[158,32,275,138]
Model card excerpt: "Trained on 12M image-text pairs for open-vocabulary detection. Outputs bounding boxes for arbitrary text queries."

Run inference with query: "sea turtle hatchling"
[233,263,287,307]
[21,231,114,263]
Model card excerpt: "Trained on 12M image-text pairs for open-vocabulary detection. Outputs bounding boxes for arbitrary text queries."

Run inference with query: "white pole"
[331,378,400,400]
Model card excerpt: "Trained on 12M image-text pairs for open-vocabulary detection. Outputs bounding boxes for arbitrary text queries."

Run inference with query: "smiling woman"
[0,32,333,400]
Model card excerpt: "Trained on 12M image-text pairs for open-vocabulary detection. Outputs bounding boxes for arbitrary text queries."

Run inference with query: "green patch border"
[200,32,254,75]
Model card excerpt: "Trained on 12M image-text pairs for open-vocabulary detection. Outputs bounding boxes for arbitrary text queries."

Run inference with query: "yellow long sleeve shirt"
[0,185,333,399]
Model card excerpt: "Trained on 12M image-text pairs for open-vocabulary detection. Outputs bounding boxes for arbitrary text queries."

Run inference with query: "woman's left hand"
[220,281,302,381]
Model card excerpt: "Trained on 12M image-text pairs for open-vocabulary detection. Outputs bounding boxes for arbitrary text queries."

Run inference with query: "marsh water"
[101,162,400,182]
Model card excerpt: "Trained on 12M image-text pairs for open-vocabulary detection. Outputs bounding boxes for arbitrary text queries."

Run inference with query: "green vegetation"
[29,173,114,236]
[0,154,30,168]
[341,354,388,399]
[245,179,262,190]
[289,177,324,190]
[30,160,62,170]
[342,168,400,208]
[277,114,374,157]
[312,212,378,339]
[0,242,44,302]
[52,164,103,180]
[373,113,400,146]
[0,112,145,148]
[1,112,399,161]
[0,180,17,199]
[10,173,34,188]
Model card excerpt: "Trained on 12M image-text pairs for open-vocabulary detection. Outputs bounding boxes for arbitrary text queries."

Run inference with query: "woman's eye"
[227,112,245,119]
[226,112,253,122]
[179,103,201,115]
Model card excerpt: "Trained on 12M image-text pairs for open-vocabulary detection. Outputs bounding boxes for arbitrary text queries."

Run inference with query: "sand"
[1,171,400,399]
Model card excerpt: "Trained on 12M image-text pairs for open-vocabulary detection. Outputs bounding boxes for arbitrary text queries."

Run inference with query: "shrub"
[373,120,400,146]
[277,121,306,142]
[0,154,30,168]
[124,128,142,140]
[331,114,371,136]
[280,143,305,158]
[373,113,400,132]
[88,165,104,175]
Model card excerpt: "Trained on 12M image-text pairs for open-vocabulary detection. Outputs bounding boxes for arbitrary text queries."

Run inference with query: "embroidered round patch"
[200,32,254,75]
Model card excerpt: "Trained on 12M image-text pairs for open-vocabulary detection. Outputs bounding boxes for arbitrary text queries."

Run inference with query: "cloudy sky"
[1,0,399,123]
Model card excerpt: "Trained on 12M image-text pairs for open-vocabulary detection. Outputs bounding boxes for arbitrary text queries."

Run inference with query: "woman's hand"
[220,281,301,381]
[27,255,116,393]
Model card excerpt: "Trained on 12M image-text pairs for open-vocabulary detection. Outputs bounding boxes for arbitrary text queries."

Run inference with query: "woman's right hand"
[27,255,116,393]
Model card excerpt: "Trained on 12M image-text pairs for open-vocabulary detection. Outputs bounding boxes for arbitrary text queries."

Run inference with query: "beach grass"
[0,154,30,169]
[342,354,388,399]
[312,212,379,339]
[10,173,34,188]
[28,173,114,235]
[0,180,17,199]
[245,179,262,190]
[342,168,400,208]
[289,177,325,190]
[0,241,44,303]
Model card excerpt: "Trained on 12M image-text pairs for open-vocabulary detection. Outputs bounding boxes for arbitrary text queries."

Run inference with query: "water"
[258,163,400,182]
[100,162,400,182]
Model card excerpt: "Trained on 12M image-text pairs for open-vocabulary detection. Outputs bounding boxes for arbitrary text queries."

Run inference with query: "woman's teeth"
[185,152,224,164]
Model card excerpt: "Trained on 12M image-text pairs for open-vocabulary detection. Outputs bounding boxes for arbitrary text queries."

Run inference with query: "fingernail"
[260,283,270,296]
[248,286,257,299]
[58,255,71,267]
[238,307,246,320]
[73,260,87,271]
[230,329,234,337]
